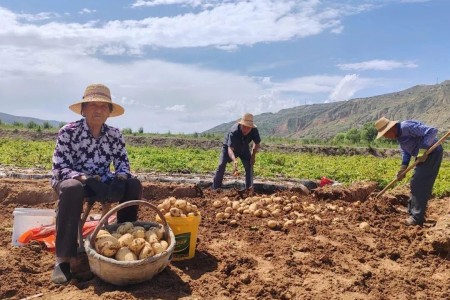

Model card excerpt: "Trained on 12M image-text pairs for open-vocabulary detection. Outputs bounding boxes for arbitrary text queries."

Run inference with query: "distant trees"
[331,122,378,145]
[122,128,133,134]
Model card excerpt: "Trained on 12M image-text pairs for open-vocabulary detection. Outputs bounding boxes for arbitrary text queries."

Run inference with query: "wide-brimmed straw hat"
[238,113,257,128]
[69,84,124,117]
[375,117,398,139]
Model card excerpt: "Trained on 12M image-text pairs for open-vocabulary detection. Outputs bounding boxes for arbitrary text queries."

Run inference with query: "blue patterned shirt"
[397,120,441,166]
[51,119,131,187]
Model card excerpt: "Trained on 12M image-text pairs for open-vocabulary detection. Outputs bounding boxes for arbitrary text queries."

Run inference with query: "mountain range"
[0,112,61,128]
[1,80,449,139]
[205,80,450,139]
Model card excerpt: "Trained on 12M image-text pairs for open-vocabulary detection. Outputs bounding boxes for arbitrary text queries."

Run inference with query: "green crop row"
[0,138,449,197]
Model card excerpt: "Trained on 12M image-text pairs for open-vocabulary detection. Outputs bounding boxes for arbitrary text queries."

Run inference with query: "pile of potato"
[213,195,354,230]
[94,222,169,261]
[156,197,200,218]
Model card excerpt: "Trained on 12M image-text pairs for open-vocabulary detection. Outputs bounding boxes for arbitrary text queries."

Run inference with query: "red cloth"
[319,176,334,187]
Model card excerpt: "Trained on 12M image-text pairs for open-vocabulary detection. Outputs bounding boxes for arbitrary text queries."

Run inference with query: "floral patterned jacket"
[51,118,131,187]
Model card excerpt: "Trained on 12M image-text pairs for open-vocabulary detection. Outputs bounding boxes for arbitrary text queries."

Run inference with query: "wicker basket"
[84,200,175,286]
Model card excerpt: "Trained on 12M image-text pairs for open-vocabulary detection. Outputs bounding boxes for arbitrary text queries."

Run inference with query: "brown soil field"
[0,177,449,300]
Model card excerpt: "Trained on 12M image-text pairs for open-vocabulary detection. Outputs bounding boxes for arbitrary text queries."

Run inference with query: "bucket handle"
[89,200,170,250]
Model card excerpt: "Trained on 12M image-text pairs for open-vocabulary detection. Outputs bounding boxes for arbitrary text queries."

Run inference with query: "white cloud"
[0,1,365,53]
[17,12,59,22]
[328,74,362,102]
[337,59,418,71]
[132,0,205,8]
[79,8,97,15]
[166,104,186,112]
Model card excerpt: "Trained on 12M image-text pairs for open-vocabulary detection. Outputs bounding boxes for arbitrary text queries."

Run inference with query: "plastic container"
[85,200,176,286]
[12,208,55,246]
[165,214,201,261]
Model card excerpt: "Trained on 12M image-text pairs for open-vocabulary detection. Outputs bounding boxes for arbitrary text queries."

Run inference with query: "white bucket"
[12,208,56,246]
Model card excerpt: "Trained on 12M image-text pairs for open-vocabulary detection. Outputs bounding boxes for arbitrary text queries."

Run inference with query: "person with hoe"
[51,83,142,284]
[212,113,261,191]
[374,117,443,226]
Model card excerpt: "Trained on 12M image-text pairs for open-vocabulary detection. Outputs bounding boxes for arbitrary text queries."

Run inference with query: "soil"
[0,177,449,300]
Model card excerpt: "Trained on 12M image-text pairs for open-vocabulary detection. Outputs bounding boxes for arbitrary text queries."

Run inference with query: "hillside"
[0,112,61,128]
[205,80,450,139]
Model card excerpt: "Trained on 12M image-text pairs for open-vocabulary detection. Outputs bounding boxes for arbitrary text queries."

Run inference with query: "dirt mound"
[0,179,449,299]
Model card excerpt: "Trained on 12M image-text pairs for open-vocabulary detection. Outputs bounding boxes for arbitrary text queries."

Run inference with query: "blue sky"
[0,0,449,133]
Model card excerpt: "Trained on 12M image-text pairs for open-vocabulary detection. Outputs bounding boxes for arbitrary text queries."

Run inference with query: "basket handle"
[89,200,170,249]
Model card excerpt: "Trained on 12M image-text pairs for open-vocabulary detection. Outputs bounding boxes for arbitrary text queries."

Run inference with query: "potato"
[131,227,146,239]
[161,199,171,210]
[96,229,111,239]
[115,247,137,261]
[95,235,120,257]
[175,199,187,209]
[139,243,155,259]
[152,242,164,255]
[170,207,181,217]
[168,197,177,205]
[129,238,146,255]
[160,240,169,251]
[116,222,134,235]
[145,229,159,244]
[111,232,122,239]
[267,220,279,229]
[118,233,134,247]
[153,226,164,240]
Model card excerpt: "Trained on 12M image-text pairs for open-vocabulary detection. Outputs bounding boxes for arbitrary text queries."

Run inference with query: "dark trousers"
[212,149,252,189]
[408,149,443,224]
[54,178,142,257]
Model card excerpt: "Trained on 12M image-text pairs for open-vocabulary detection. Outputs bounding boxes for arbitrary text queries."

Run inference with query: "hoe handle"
[376,130,450,198]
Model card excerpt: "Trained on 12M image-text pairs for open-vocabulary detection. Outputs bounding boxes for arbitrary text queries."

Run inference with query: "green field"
[0,138,449,197]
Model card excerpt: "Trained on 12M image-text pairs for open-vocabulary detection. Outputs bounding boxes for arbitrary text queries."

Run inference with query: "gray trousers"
[212,148,252,189]
[408,149,443,224]
[54,178,142,257]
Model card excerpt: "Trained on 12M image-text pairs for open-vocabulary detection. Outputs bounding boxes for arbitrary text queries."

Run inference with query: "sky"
[0,0,449,133]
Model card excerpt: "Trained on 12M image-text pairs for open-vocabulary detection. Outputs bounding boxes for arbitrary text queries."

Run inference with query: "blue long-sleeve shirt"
[396,120,442,166]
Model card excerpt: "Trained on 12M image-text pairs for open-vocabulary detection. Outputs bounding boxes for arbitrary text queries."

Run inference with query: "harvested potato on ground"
[95,235,120,257]
[118,233,134,247]
[115,247,137,261]
[129,238,146,255]
[116,222,134,235]
[267,220,280,229]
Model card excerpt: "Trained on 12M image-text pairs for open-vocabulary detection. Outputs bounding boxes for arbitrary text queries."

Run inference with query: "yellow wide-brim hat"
[238,113,257,128]
[375,117,398,139]
[69,83,124,117]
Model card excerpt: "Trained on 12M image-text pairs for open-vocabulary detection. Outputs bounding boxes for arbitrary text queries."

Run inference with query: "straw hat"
[69,84,124,117]
[238,113,257,128]
[375,117,398,139]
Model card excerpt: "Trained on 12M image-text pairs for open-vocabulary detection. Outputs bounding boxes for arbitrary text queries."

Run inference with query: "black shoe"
[52,262,72,284]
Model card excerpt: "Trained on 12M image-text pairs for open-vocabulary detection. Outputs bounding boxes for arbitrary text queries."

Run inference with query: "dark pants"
[54,178,142,257]
[212,148,252,189]
[408,149,443,224]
